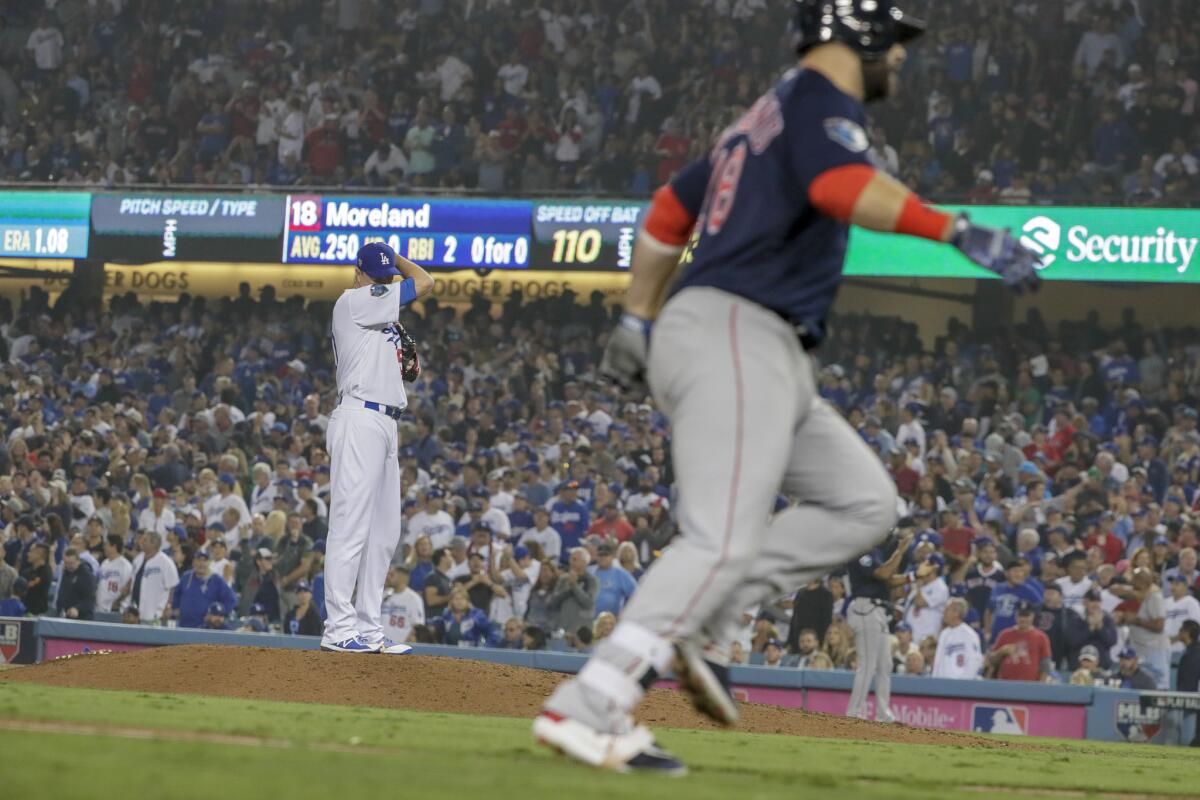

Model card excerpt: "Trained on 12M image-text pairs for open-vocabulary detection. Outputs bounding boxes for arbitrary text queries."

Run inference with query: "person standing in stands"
[54,548,94,620]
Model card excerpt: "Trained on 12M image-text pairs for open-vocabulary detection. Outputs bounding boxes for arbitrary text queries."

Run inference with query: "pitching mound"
[2,645,1016,748]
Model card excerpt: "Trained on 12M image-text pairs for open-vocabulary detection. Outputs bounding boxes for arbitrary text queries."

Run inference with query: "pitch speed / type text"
[287,232,529,267]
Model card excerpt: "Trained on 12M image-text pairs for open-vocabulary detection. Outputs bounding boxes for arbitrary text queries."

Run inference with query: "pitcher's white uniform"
[322,276,416,648]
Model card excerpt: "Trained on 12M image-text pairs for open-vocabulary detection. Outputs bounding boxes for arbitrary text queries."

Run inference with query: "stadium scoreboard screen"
[532,202,643,270]
[0,192,90,258]
[89,194,286,263]
[283,196,534,269]
[282,195,644,271]
[11,189,1200,284]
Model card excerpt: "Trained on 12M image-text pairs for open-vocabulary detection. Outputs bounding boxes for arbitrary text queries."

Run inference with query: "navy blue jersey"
[847,547,891,602]
[670,69,871,344]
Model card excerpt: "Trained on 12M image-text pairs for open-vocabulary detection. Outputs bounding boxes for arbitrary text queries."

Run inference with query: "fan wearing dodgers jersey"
[932,598,983,680]
[406,488,456,550]
[381,564,425,646]
[320,241,432,655]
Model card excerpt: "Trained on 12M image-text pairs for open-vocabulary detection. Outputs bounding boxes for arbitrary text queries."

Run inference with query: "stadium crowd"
[0,282,1198,709]
[0,0,1198,204]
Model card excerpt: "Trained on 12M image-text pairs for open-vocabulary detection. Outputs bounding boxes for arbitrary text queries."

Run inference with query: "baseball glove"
[396,323,421,382]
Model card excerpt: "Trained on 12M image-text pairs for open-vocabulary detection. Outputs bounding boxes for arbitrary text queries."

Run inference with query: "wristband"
[896,195,954,242]
[619,313,653,338]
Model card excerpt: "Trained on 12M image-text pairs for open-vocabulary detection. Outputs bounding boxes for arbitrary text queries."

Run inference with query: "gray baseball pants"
[614,287,897,652]
[845,598,893,719]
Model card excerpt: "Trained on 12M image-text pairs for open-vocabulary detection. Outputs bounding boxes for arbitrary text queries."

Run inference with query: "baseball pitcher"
[534,0,1042,773]
[321,241,431,654]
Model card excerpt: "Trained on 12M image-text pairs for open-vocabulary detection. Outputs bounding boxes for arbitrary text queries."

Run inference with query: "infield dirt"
[2,644,1018,748]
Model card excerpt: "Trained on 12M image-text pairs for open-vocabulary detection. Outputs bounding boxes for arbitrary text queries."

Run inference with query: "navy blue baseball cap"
[249,602,268,616]
[207,602,226,616]
[356,242,402,279]
[295,580,312,592]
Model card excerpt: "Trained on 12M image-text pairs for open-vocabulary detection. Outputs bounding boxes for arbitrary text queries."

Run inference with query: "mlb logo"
[0,621,20,664]
[971,704,1028,735]
[1115,700,1161,743]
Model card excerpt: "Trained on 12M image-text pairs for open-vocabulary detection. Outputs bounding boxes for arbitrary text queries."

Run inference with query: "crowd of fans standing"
[0,0,1198,205]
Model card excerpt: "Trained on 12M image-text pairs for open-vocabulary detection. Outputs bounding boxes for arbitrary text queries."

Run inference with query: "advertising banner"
[847,205,1200,283]
[802,688,1087,738]
[40,638,150,661]
[6,187,1200,282]
[100,263,630,304]
[0,616,37,664]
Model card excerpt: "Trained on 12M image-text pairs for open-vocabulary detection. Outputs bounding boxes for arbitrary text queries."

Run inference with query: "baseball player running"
[321,241,431,654]
[534,0,1041,774]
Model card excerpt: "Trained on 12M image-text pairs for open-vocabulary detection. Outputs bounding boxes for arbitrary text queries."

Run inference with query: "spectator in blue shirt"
[589,543,637,617]
[986,558,1043,643]
[0,576,27,617]
[433,586,497,647]
[172,549,237,628]
[549,480,590,556]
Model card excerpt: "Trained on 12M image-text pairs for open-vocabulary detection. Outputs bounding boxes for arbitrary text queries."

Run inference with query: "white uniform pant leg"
[356,422,402,643]
[322,407,388,643]
[699,400,898,655]
[612,288,805,641]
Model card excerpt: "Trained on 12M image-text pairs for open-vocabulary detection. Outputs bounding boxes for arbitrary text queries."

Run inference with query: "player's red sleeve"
[895,194,955,242]
[808,163,876,222]
[642,184,696,249]
[809,164,953,242]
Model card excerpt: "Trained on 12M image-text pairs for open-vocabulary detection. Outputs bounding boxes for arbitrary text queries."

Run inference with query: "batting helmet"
[792,0,926,60]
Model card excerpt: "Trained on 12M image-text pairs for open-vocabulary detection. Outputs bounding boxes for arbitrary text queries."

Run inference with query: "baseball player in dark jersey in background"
[845,529,919,722]
[534,0,1042,774]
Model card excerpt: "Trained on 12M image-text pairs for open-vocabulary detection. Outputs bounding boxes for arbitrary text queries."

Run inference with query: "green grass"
[0,681,1193,799]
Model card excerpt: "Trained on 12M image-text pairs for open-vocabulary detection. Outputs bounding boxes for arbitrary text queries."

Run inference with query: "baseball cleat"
[533,711,687,776]
[673,641,739,727]
[320,636,380,653]
[376,638,413,655]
